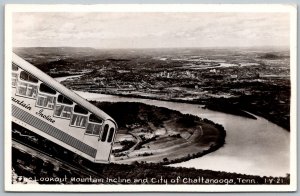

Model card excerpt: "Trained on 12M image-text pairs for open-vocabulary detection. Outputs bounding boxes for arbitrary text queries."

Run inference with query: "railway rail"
[12,137,103,182]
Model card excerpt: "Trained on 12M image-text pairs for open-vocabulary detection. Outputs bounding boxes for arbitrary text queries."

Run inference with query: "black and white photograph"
[4,4,297,192]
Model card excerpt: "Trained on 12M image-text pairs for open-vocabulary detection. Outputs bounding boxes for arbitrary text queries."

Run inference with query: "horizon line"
[13,45,290,50]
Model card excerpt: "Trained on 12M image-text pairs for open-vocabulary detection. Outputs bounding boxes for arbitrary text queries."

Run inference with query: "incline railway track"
[12,137,104,183]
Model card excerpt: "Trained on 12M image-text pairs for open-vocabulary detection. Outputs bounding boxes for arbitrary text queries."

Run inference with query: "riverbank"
[91,101,226,165]
[71,88,290,130]
[54,75,289,177]
[59,72,289,131]
[76,91,289,177]
[79,89,258,119]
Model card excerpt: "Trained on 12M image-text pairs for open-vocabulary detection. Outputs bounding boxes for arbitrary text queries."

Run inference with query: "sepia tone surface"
[5,4,297,192]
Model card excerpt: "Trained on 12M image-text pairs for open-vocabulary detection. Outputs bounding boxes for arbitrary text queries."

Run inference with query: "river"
[54,74,83,82]
[54,73,290,177]
[74,91,289,177]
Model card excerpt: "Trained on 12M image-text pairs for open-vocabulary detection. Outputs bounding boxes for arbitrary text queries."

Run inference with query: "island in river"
[91,101,226,164]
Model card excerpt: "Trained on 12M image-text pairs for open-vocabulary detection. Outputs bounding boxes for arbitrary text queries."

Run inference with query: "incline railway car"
[11,53,118,163]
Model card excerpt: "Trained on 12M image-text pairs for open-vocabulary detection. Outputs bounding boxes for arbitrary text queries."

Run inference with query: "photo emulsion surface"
[5,4,297,192]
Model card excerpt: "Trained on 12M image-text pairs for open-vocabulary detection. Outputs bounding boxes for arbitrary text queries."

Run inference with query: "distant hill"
[259,52,289,59]
[13,47,102,72]
[14,47,98,57]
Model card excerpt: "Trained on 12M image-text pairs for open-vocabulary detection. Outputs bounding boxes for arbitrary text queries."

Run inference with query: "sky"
[12,12,290,49]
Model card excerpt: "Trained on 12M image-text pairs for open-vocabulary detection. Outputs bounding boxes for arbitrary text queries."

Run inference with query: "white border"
[4,4,297,192]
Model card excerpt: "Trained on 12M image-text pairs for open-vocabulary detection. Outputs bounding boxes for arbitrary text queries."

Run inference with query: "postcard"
[4,4,297,192]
